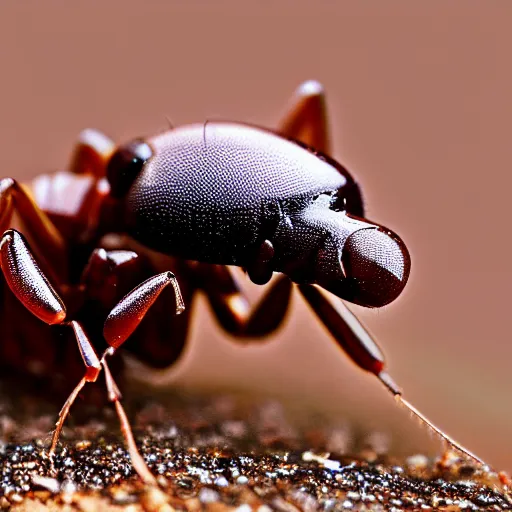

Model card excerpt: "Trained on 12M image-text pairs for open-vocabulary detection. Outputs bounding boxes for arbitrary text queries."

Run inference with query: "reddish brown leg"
[0,178,67,276]
[81,247,194,370]
[278,80,331,154]
[0,230,103,456]
[68,128,115,177]
[30,130,115,243]
[80,247,143,308]
[52,262,184,485]
[96,271,185,483]
[103,271,185,349]
[0,229,66,324]
[102,359,156,485]
[198,264,293,338]
[49,321,101,455]
[49,321,160,484]
[298,284,485,465]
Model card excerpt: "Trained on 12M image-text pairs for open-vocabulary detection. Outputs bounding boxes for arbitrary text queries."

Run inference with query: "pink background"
[0,2,511,470]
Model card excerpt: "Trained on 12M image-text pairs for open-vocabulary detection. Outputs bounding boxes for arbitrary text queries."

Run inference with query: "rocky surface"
[0,379,510,511]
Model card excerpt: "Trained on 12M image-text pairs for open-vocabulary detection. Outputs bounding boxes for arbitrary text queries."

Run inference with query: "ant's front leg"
[103,270,185,349]
[86,269,184,483]
[298,284,485,466]
[0,230,102,457]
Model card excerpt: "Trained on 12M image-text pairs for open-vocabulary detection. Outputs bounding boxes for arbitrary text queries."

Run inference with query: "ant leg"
[29,130,115,242]
[199,265,293,338]
[0,230,101,457]
[298,284,486,466]
[0,230,98,443]
[49,321,101,455]
[96,271,186,484]
[80,248,142,307]
[278,80,330,154]
[101,358,156,484]
[82,248,193,369]
[50,321,157,485]
[0,178,67,276]
[0,229,66,324]
[68,128,115,177]
[103,271,185,350]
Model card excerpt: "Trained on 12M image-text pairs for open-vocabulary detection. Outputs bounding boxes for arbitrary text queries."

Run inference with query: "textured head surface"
[127,123,352,265]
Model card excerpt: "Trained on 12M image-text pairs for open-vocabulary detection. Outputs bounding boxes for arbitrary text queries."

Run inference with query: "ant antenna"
[165,116,175,130]
[378,372,485,465]
[203,119,210,148]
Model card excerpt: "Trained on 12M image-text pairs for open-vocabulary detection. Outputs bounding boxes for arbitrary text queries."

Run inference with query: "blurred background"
[0,1,510,470]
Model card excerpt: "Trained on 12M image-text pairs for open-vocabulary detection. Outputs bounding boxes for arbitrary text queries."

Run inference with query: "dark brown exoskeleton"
[0,81,484,484]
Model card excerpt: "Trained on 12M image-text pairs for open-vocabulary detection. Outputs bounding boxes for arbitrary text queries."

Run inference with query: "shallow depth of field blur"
[0,1,510,471]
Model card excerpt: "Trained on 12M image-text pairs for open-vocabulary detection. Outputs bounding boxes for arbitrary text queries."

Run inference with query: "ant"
[0,80,490,484]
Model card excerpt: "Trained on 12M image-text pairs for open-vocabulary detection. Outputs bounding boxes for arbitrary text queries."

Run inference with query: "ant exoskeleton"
[0,80,489,484]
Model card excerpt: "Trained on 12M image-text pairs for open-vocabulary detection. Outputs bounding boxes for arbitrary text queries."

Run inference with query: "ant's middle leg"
[198,264,293,339]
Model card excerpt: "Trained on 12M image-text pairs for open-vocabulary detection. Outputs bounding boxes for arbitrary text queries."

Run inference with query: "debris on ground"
[0,380,510,511]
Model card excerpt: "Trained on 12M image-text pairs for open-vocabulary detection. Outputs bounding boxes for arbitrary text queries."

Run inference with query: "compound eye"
[106,140,153,198]
[340,228,410,307]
